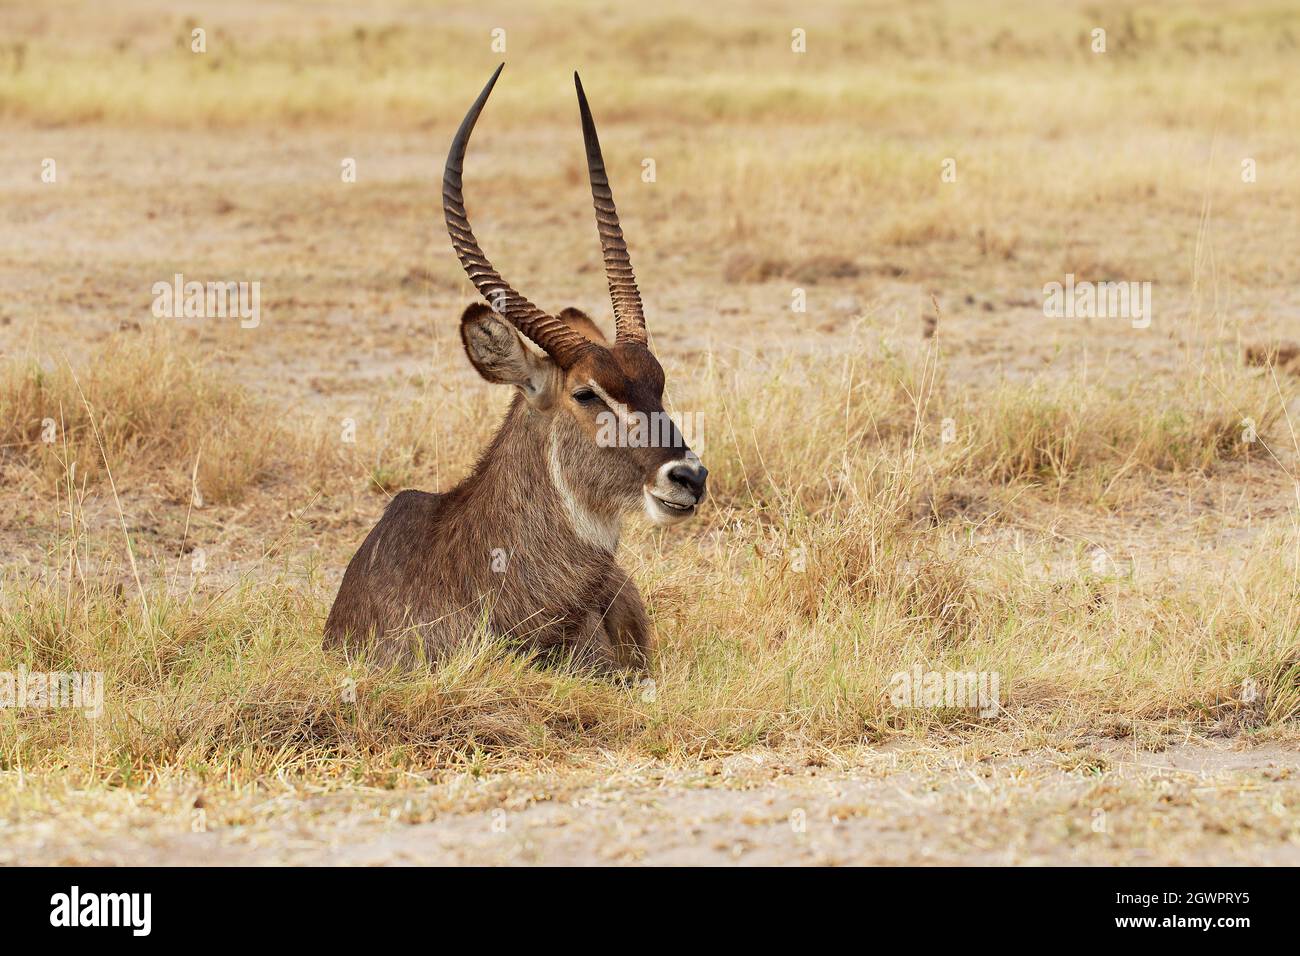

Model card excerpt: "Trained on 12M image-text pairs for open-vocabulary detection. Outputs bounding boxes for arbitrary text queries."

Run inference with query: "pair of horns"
[442,63,648,367]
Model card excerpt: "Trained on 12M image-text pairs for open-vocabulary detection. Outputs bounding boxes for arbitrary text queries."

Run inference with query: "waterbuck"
[324,65,707,674]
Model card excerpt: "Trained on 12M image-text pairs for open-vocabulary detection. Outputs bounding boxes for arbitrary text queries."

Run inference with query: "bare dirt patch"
[4,742,1296,866]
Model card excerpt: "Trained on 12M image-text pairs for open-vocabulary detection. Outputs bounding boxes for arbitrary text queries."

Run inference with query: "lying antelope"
[324,65,707,673]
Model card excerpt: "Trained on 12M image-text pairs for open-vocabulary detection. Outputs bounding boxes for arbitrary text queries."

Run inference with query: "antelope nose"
[668,462,708,501]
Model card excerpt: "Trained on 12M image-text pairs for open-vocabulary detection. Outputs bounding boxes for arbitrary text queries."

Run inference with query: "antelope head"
[443,64,707,527]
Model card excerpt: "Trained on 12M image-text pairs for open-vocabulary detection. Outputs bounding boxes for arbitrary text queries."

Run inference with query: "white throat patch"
[549,424,620,552]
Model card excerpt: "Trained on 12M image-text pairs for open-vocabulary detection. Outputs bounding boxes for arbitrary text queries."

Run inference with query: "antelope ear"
[459,303,558,405]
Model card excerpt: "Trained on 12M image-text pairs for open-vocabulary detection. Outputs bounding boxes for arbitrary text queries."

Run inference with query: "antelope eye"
[572,388,602,406]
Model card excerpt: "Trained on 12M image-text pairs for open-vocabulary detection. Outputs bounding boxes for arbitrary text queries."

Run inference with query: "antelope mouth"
[645,490,697,525]
[656,497,694,514]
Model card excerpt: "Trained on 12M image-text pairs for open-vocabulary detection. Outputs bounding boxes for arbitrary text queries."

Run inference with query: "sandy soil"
[3,742,1296,866]
[4,126,1299,866]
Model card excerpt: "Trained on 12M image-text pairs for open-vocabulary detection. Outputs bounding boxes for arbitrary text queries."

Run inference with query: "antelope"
[324,65,707,674]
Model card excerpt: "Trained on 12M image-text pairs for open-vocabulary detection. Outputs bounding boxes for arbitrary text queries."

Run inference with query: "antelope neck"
[457,397,622,554]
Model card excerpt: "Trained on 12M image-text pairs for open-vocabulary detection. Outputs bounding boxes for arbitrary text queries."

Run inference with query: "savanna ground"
[1,0,1299,865]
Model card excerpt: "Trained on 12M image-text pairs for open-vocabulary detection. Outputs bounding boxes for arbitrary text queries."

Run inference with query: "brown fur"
[324,305,701,674]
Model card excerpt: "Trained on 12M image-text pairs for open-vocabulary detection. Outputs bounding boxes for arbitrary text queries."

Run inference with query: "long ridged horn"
[443,63,592,366]
[574,72,647,346]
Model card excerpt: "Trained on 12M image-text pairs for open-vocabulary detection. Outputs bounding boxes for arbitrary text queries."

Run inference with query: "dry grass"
[2,0,1299,862]
[0,330,279,504]
[953,363,1284,491]
[2,324,1296,788]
